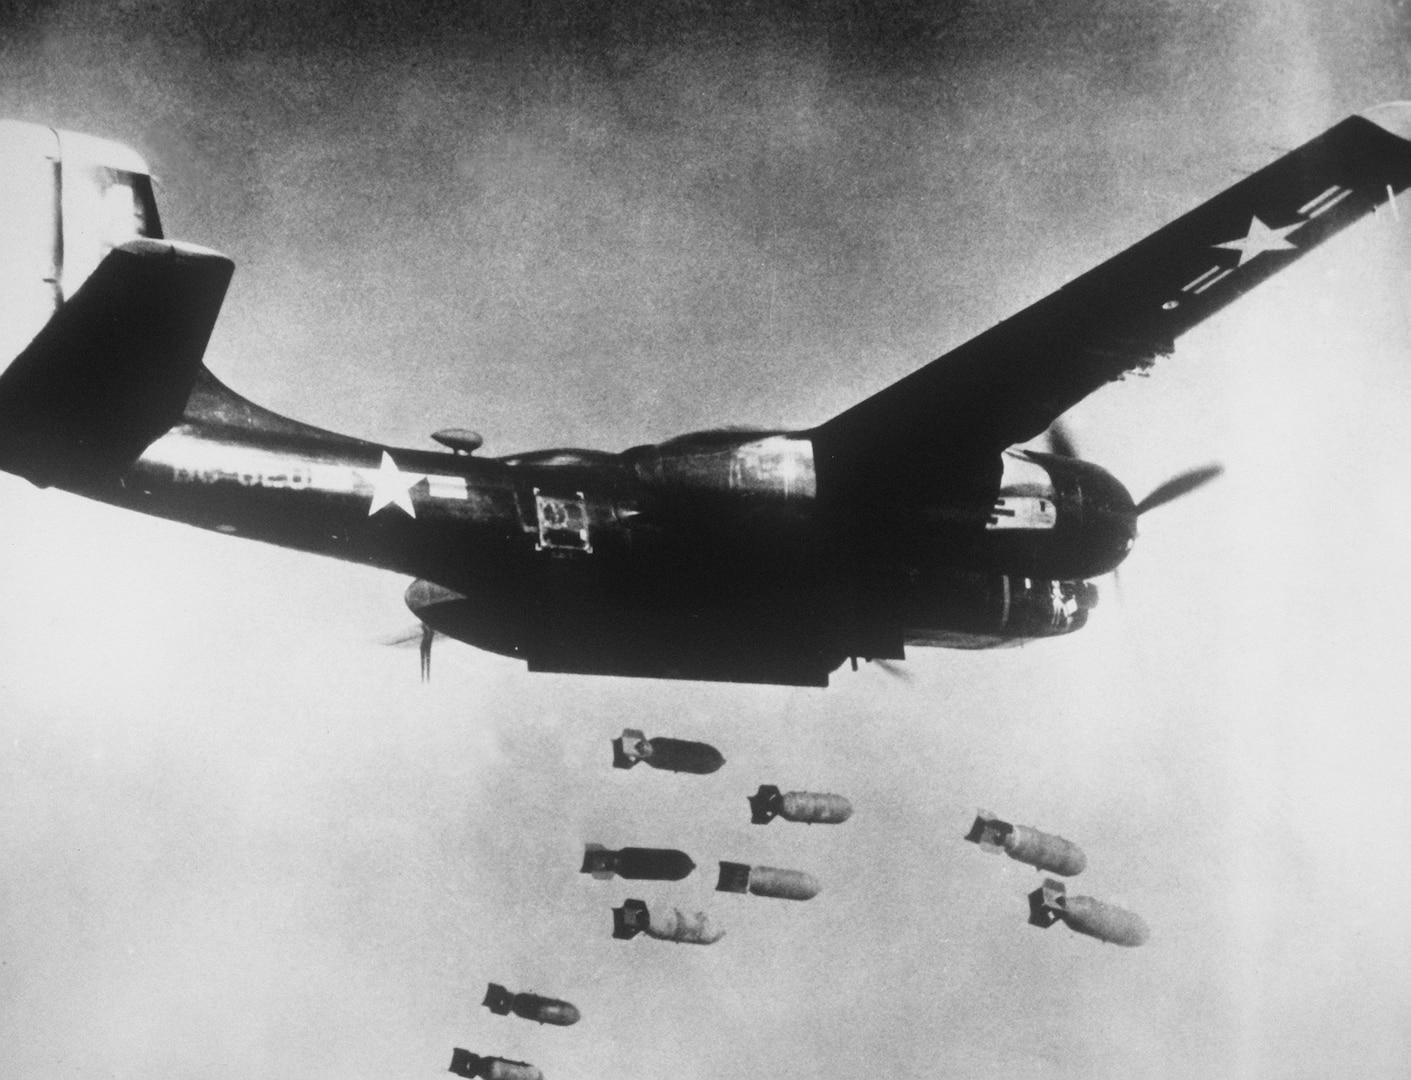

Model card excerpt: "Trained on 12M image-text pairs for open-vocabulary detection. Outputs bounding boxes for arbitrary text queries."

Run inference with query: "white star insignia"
[358,451,425,518]
[1214,215,1301,266]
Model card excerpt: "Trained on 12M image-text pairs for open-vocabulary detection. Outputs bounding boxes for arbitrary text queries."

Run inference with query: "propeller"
[382,623,437,680]
[1134,463,1225,516]
[1046,420,1224,518]
[418,623,434,681]
[1042,419,1223,601]
[1045,419,1080,459]
[870,659,912,681]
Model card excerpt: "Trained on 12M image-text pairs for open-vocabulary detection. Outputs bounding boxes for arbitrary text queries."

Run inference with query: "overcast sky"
[2,2,1411,1078]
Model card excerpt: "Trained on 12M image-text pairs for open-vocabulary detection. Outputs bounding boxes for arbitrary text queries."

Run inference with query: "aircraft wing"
[813,106,1411,479]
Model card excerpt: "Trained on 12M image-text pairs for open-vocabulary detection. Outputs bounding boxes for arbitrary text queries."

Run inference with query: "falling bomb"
[965,810,1087,876]
[716,860,820,900]
[749,785,853,825]
[612,728,725,774]
[482,983,581,1026]
[449,1049,544,1080]
[582,843,697,881]
[613,899,725,944]
[1027,878,1149,947]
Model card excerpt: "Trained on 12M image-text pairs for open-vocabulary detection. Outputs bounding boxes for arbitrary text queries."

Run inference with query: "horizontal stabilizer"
[0,238,233,486]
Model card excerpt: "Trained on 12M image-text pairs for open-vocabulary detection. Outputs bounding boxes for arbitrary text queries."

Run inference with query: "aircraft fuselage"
[67,369,1131,684]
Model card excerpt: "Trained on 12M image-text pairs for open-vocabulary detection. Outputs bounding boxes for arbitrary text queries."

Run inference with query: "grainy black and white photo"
[2,3,1410,1078]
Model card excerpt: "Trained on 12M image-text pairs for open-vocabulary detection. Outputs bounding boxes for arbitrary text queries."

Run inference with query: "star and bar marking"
[1300,184,1353,219]
[1177,214,1304,301]
[1167,184,1361,311]
[355,452,473,517]
[358,451,426,518]
[1213,214,1301,265]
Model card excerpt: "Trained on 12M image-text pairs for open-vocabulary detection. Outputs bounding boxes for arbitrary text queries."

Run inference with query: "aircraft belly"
[533,612,847,687]
[408,566,845,685]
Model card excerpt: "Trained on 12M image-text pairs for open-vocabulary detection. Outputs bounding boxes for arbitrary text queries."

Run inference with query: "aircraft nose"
[1101,501,1139,571]
[1080,469,1139,568]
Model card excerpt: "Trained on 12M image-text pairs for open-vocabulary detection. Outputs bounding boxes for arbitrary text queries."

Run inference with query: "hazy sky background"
[2,2,1411,1078]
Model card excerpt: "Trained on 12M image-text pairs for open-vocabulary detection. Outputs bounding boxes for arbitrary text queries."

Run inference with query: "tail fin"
[612,899,648,940]
[964,809,1010,853]
[748,785,781,825]
[448,1048,481,1078]
[481,983,513,1015]
[1027,878,1066,928]
[612,728,646,769]
[715,860,751,894]
[581,843,615,880]
[0,120,231,486]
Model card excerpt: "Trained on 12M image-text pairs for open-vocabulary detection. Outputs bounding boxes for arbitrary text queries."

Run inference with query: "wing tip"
[1358,101,1411,143]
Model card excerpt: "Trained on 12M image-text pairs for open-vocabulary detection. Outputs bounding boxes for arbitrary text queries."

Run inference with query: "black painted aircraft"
[3,108,1411,686]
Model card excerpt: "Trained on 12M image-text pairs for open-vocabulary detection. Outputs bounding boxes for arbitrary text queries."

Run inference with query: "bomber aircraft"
[2,107,1411,686]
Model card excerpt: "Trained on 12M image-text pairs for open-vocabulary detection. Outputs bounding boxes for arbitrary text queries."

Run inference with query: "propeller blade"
[1135,463,1224,516]
[871,659,912,681]
[380,623,438,681]
[420,623,434,682]
[1046,420,1080,459]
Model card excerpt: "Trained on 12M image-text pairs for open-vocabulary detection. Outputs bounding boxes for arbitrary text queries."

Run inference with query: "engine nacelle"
[982,449,1137,580]
[902,570,1098,649]
[625,429,815,500]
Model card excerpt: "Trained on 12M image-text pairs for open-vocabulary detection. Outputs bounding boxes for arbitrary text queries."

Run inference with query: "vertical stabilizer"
[0,121,162,364]
[0,121,223,486]
[0,121,60,364]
